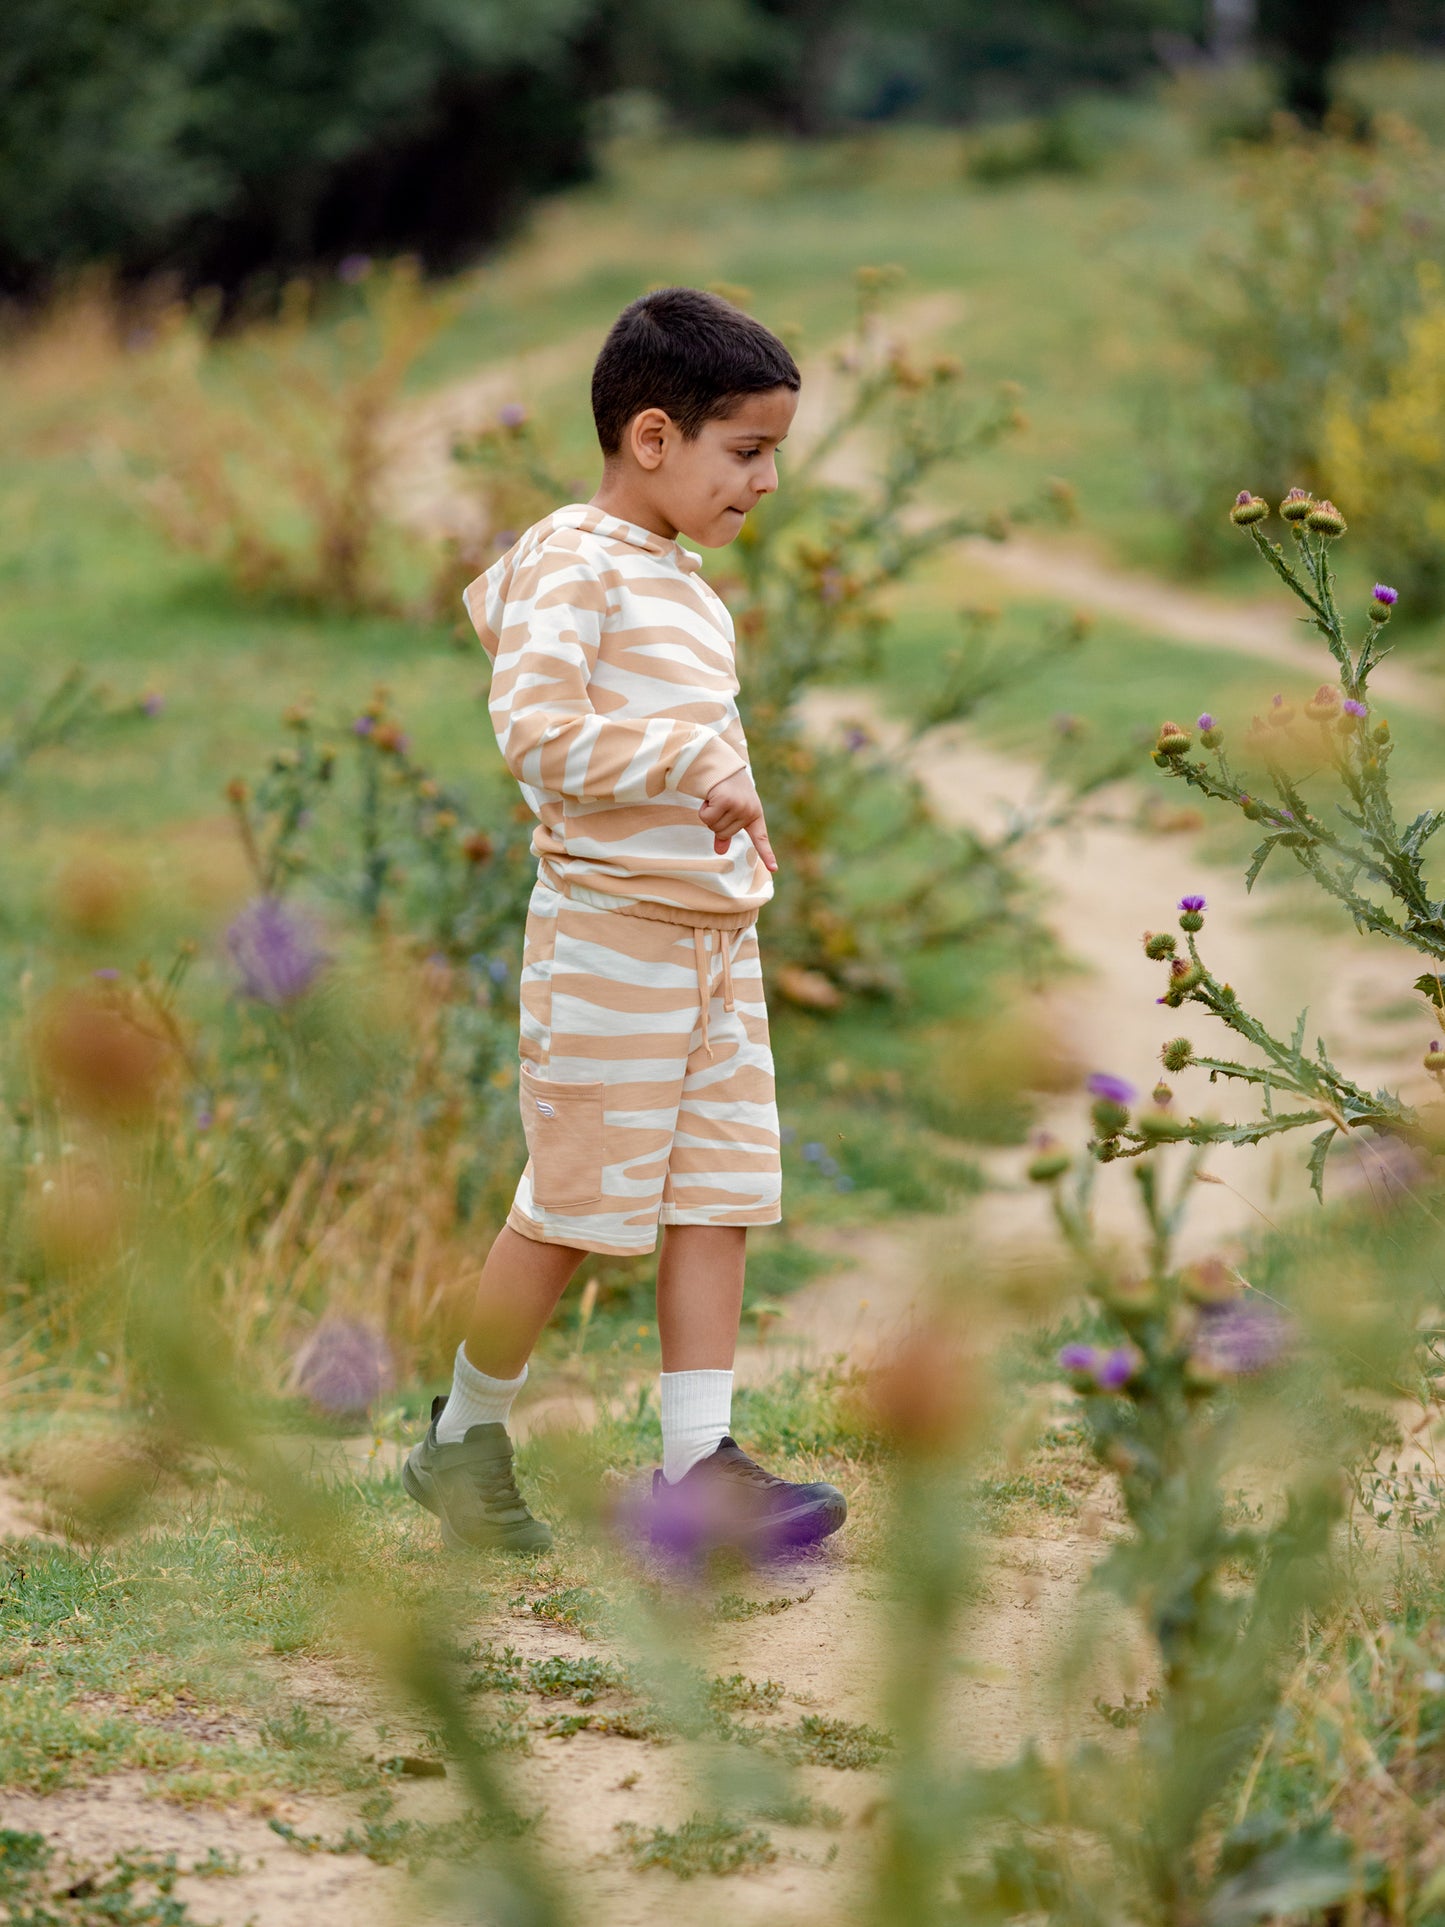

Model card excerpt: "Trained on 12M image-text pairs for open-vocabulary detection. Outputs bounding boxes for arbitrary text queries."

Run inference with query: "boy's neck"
[589,473,679,543]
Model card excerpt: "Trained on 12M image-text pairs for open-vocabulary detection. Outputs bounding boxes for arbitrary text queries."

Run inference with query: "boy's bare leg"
[463,1225,589,1379]
[655,1224,747,1369]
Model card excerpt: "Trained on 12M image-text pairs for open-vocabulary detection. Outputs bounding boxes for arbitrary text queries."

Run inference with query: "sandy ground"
[6,314,1440,1923]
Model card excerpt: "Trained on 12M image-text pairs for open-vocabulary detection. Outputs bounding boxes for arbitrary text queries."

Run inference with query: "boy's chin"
[681,511,747,550]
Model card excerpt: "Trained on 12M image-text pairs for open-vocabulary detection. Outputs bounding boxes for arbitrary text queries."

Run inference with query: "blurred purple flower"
[195,1106,213,1132]
[1196,713,1214,731]
[294,1318,393,1415]
[139,693,165,718]
[337,253,372,285]
[487,957,510,985]
[1372,584,1398,606]
[1058,1343,1098,1374]
[1343,699,1368,718]
[1197,1301,1292,1376]
[493,529,519,552]
[352,716,375,736]
[802,1141,825,1162]
[1178,894,1207,913]
[843,726,871,753]
[1095,1347,1135,1392]
[227,897,328,1005]
[1086,1073,1136,1106]
[835,1174,855,1192]
[1334,1135,1427,1205]
[93,967,120,981]
[498,403,527,428]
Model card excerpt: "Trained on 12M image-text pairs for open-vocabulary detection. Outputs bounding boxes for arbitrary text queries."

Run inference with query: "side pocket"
[520,1068,605,1209]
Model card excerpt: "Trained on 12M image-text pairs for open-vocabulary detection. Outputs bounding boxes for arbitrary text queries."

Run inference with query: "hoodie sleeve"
[478,537,746,805]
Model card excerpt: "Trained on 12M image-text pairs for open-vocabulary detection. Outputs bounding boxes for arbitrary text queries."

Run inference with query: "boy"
[403,287,847,1555]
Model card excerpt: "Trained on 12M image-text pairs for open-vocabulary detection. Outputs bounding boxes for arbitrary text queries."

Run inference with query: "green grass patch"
[616,1811,777,1880]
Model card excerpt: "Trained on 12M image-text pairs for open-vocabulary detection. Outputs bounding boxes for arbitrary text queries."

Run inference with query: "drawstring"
[692,928,737,1061]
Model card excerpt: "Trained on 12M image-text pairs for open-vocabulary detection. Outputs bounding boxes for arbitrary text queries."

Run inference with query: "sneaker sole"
[402,1452,553,1555]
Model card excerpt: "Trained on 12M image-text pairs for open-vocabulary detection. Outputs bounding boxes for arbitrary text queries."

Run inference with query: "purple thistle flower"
[139,693,165,718]
[1372,584,1398,606]
[843,726,871,753]
[1058,1343,1098,1374]
[1196,713,1214,731]
[1178,894,1207,913]
[92,967,120,981]
[1342,699,1368,718]
[487,956,510,985]
[294,1318,393,1415]
[1095,1347,1135,1392]
[1197,1301,1292,1376]
[498,403,528,428]
[1086,1072,1136,1106]
[227,897,328,1005]
[337,253,372,285]
[352,715,375,736]
[802,1141,825,1163]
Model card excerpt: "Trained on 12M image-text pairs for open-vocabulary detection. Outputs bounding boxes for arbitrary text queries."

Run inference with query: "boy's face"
[627,386,799,548]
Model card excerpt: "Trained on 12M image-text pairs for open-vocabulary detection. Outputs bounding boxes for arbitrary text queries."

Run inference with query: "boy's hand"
[700,771,778,873]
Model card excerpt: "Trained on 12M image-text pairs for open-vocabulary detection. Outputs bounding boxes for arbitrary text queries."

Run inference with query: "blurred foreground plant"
[1094,492,1445,1190]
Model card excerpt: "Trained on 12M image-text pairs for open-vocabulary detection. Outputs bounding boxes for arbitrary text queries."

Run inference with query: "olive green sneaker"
[402,1397,553,1553]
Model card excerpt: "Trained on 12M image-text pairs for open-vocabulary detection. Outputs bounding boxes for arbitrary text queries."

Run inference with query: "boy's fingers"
[746,814,778,873]
[713,831,732,855]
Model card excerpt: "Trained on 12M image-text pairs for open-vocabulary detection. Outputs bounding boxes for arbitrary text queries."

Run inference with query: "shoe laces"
[467,1449,525,1513]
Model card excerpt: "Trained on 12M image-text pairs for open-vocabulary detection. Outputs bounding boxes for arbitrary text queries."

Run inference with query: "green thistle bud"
[1184,1353,1228,1395]
[1424,1041,1445,1075]
[1280,487,1313,523]
[1027,1146,1072,1182]
[1161,1037,1193,1071]
[1091,1097,1130,1137]
[1370,599,1393,622]
[1100,1274,1160,1318]
[1229,491,1269,526]
[1179,910,1204,934]
[1095,1139,1120,1163]
[1144,931,1176,960]
[1155,720,1192,758]
[1200,725,1223,749]
[1373,720,1391,743]
[1241,795,1262,820]
[1170,960,1204,993]
[1303,683,1341,722]
[1305,500,1347,536]
[1152,1080,1172,1105]
[1136,1111,1188,1142]
[1180,1257,1242,1306]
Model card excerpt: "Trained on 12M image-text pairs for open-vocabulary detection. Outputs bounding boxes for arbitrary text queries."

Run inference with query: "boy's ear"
[627,407,671,471]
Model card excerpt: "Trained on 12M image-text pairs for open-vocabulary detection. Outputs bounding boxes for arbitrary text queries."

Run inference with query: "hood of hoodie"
[462,503,701,661]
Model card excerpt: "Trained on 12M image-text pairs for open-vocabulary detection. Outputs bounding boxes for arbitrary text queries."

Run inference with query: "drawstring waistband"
[692,927,736,1060]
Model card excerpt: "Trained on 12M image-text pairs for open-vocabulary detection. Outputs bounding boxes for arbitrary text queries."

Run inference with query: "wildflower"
[1280,487,1313,523]
[487,957,510,986]
[1152,1080,1171,1106]
[461,831,494,864]
[498,403,528,429]
[843,727,871,754]
[352,715,375,736]
[1154,720,1192,758]
[92,967,120,982]
[1058,1343,1098,1377]
[1425,1040,1445,1074]
[1267,693,1294,727]
[1169,958,1204,992]
[1086,1073,1136,1106]
[1178,893,1206,933]
[138,693,165,718]
[1196,713,1214,732]
[1304,683,1341,722]
[1240,795,1262,819]
[227,897,328,1006]
[1371,584,1398,621]
[1180,1257,1242,1306]
[1161,1037,1194,1071]
[1198,712,1223,748]
[1229,491,1268,526]
[1342,698,1368,719]
[37,991,170,1121]
[1305,500,1346,536]
[1094,1347,1137,1392]
[1195,1301,1292,1376]
[371,723,407,755]
[1178,894,1206,913]
[337,253,373,284]
[802,1141,825,1163]
[294,1318,393,1415]
[1027,1133,1071,1182]
[1143,931,1177,960]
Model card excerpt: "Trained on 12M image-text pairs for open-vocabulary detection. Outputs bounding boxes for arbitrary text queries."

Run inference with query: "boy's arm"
[485,545,745,804]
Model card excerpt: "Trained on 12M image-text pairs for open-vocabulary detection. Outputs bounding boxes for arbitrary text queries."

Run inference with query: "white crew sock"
[660,1369,734,1483]
[435,1344,528,1444]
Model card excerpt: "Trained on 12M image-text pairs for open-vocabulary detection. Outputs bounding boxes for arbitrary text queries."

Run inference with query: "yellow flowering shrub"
[1325,268,1445,613]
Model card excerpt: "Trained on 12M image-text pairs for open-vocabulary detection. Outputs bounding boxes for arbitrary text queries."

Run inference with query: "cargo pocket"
[520,1067,605,1209]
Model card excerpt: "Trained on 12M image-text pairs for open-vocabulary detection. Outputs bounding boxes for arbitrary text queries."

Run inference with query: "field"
[6,73,1445,1926]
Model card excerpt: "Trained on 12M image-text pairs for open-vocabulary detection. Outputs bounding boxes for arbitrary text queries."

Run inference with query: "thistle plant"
[1098,491,1443,1192]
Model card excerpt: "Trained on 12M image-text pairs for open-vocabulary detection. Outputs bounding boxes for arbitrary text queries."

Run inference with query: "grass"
[615,1810,777,1879]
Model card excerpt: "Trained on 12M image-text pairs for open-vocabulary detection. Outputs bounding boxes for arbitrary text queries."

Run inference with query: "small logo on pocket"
[535,1099,556,1118]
